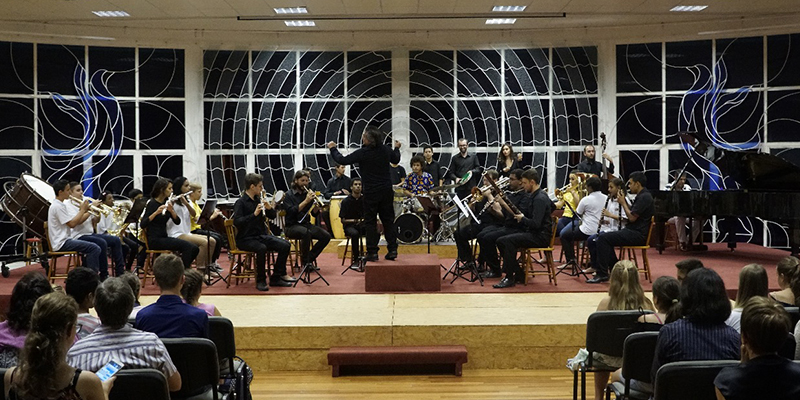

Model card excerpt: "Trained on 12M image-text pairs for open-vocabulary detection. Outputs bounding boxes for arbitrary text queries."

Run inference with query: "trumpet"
[69,196,108,217]
[554,175,588,200]
[299,186,325,223]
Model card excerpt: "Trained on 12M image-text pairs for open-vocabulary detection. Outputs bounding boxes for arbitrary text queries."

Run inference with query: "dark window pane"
[299,52,344,98]
[617,43,662,93]
[348,51,392,98]
[552,97,597,146]
[552,47,597,94]
[619,150,660,190]
[204,101,249,149]
[716,37,763,89]
[0,98,34,149]
[139,101,185,150]
[666,95,705,144]
[0,42,33,94]
[87,155,133,199]
[38,44,84,96]
[39,97,87,151]
[142,155,182,193]
[768,34,800,87]
[505,99,549,146]
[203,50,249,98]
[555,151,583,189]
[456,99,501,147]
[89,46,135,96]
[505,48,549,96]
[304,153,334,191]
[252,51,297,98]
[253,101,296,148]
[41,155,84,183]
[95,99,136,150]
[766,90,800,142]
[410,51,454,98]
[347,101,392,147]
[410,100,454,148]
[256,154,294,193]
[300,101,345,148]
[457,50,501,96]
[666,40,712,91]
[207,154,246,198]
[616,96,662,145]
[139,48,184,97]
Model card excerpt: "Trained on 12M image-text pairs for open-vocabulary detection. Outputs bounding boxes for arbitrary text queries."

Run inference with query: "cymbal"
[431,183,459,191]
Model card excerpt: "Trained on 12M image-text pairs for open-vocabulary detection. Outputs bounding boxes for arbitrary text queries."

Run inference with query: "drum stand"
[0,206,45,278]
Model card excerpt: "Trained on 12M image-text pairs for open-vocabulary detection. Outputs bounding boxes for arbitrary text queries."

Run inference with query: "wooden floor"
[251,369,588,400]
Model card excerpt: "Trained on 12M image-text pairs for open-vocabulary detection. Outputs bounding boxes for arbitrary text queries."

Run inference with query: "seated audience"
[726,264,769,333]
[135,254,209,338]
[591,260,656,400]
[181,269,221,316]
[119,272,144,318]
[675,258,704,282]
[715,297,800,400]
[0,272,53,367]
[5,292,111,400]
[639,276,681,325]
[769,256,798,307]
[65,267,101,340]
[67,278,182,392]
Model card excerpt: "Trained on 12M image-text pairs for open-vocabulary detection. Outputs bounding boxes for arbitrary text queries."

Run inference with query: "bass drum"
[395,213,424,244]
[0,173,55,239]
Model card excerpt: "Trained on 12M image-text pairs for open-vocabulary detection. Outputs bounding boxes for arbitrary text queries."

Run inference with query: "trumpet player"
[67,181,126,278]
[554,171,584,237]
[284,170,332,271]
[47,180,103,276]
[96,191,142,272]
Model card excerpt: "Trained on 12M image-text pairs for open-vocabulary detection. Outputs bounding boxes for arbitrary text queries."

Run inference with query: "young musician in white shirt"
[47,180,103,275]
[67,182,125,279]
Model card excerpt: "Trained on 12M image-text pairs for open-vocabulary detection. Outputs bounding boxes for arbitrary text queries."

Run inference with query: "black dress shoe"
[349,262,363,272]
[586,275,610,284]
[385,251,398,260]
[256,281,269,291]
[515,273,526,283]
[269,279,293,287]
[480,270,502,279]
[280,276,298,283]
[493,276,516,289]
[364,254,379,262]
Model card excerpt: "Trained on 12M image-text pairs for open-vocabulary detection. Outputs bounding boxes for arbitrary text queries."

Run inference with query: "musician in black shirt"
[233,173,294,291]
[454,170,504,271]
[422,145,443,186]
[576,144,615,178]
[339,178,365,270]
[329,125,402,261]
[446,138,482,200]
[476,169,527,278]
[323,164,352,199]
[494,168,555,288]
[589,171,654,283]
[390,163,406,186]
[140,178,199,269]
[283,170,332,270]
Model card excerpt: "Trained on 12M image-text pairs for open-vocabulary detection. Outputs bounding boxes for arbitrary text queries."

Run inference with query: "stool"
[25,238,43,265]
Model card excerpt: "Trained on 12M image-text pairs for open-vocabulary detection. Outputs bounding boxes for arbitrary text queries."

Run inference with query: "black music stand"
[292,226,330,286]
[555,201,589,279]
[124,198,147,276]
[197,200,227,286]
[442,195,484,286]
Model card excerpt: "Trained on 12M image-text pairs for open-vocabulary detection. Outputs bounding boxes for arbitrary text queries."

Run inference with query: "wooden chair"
[139,228,171,286]
[223,219,257,287]
[42,222,81,283]
[522,216,559,285]
[618,217,655,283]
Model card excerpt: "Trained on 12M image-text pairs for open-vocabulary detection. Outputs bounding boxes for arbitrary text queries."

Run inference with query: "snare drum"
[395,212,424,244]
[1,173,55,239]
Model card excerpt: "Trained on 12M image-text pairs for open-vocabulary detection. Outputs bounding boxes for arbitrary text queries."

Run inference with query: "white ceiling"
[2,0,800,49]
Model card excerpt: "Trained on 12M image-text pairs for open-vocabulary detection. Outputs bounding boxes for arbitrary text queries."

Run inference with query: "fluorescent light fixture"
[92,10,130,17]
[274,7,308,14]
[492,5,527,12]
[670,5,708,12]
[486,18,517,24]
[284,20,315,26]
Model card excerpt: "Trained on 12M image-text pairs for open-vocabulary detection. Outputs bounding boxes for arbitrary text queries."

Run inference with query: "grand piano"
[653,133,800,256]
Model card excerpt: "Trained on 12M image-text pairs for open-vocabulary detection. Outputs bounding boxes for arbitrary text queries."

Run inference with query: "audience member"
[769,256,799,307]
[119,272,144,318]
[135,254,209,338]
[715,297,800,400]
[4,292,111,400]
[726,264,769,333]
[591,260,656,400]
[675,258,704,282]
[65,267,101,340]
[639,276,681,325]
[67,278,182,392]
[0,272,53,367]
[181,269,221,316]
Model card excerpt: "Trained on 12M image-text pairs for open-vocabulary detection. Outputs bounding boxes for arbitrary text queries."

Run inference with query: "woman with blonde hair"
[726,263,769,333]
[770,256,799,307]
[4,292,112,400]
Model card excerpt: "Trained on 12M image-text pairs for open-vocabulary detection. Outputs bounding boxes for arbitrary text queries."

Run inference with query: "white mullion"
[762,36,769,246]
[295,51,302,172]
[452,50,458,147]
[660,41,668,188]
[343,51,349,153]
[547,47,556,191]
[32,42,41,177]
[247,50,255,173]
[500,48,506,146]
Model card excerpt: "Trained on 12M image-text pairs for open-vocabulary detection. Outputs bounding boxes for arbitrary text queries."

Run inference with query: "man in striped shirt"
[67,278,182,392]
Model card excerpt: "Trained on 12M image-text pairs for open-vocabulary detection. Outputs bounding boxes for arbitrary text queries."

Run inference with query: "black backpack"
[219,356,253,400]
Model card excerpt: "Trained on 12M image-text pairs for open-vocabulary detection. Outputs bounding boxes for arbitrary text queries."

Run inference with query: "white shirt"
[664,183,692,191]
[66,200,94,238]
[575,191,606,236]
[47,199,74,251]
[96,213,119,235]
[601,200,627,232]
[166,204,192,238]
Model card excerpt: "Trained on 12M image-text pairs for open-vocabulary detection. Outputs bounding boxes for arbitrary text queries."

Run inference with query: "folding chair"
[109,369,170,400]
[653,360,738,400]
[606,332,659,400]
[162,337,220,400]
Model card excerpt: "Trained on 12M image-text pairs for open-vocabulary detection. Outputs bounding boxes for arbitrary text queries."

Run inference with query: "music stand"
[197,200,227,286]
[555,201,589,279]
[442,195,484,286]
[124,198,147,277]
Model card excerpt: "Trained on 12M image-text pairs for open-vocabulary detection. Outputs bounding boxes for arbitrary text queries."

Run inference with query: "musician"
[496,143,521,178]
[422,145,443,187]
[323,164,352,199]
[187,182,225,271]
[585,177,628,275]
[339,178,365,270]
[167,177,216,271]
[476,169,528,278]
[390,162,406,186]
[96,191,142,272]
[233,173,294,291]
[68,182,126,278]
[494,169,554,288]
[589,172,654,283]
[47,180,103,275]
[328,125,401,261]
[554,171,583,237]
[401,155,434,197]
[666,173,702,251]
[454,170,504,272]
[577,144,615,178]
[558,177,604,269]
[140,178,199,270]
[283,170,332,270]
[446,138,482,201]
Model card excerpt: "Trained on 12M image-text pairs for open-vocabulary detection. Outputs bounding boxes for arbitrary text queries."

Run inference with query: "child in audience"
[64,267,101,340]
[675,258,704,282]
[726,264,769,333]
[715,296,800,400]
[0,272,53,367]
[592,260,656,400]
[639,275,681,325]
[769,256,798,307]
[181,269,221,317]
[120,271,144,318]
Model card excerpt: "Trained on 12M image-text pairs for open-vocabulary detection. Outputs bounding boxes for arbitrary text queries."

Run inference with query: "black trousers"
[497,232,548,278]
[147,236,199,269]
[238,235,290,282]
[455,222,496,263]
[364,190,397,255]
[285,224,331,264]
[476,225,518,272]
[191,229,224,262]
[344,224,365,259]
[595,228,646,278]
[124,234,146,271]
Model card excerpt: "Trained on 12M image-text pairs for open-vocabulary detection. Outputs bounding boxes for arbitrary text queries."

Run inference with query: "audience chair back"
[779,332,796,360]
[607,332,659,400]
[653,360,738,400]
[208,316,237,375]
[162,337,220,400]
[784,306,800,328]
[109,369,170,400]
[0,368,5,397]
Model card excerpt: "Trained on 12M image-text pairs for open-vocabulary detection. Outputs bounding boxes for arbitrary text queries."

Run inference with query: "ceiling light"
[274,7,308,14]
[92,11,130,17]
[486,18,517,24]
[284,20,315,27]
[492,6,527,12]
[670,5,708,12]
